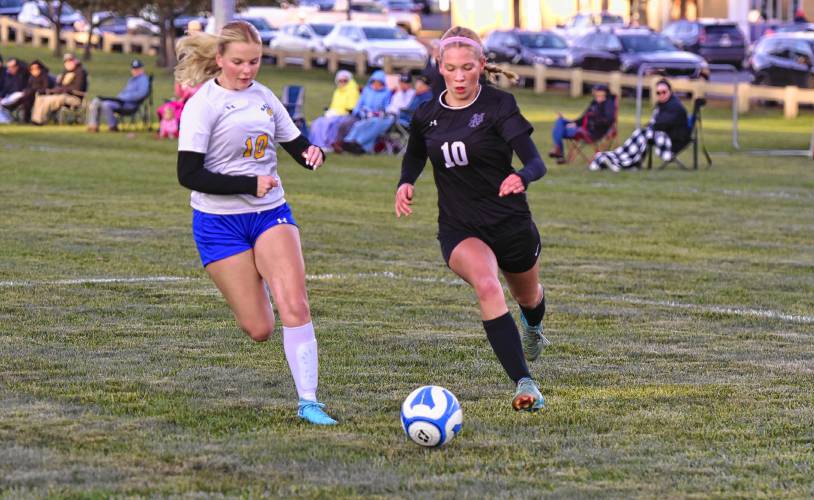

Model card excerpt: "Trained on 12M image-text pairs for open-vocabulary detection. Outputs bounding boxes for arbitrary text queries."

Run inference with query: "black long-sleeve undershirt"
[177,135,323,195]
[397,133,546,188]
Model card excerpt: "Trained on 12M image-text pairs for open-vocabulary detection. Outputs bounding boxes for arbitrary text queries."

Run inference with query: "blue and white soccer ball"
[400,385,463,447]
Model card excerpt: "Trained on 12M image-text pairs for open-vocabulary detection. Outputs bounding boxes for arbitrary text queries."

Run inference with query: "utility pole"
[213,0,235,33]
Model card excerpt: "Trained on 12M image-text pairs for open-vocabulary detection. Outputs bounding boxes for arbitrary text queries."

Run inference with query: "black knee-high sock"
[483,312,531,383]
[520,293,546,327]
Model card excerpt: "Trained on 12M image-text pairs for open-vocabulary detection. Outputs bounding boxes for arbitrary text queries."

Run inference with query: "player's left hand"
[499,173,525,197]
[303,145,324,170]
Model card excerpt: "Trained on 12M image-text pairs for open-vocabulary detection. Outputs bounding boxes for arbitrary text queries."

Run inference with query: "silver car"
[323,21,428,69]
[270,22,334,65]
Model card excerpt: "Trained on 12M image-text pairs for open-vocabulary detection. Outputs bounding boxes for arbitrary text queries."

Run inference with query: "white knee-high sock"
[282,322,319,402]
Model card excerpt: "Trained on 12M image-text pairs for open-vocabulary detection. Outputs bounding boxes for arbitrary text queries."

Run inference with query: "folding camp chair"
[565,94,618,164]
[282,85,308,136]
[647,98,712,170]
[115,74,154,131]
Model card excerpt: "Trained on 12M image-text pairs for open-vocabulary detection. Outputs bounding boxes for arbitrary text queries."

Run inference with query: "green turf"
[1,45,813,497]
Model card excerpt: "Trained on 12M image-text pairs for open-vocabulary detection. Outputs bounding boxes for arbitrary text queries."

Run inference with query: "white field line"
[1,273,811,325]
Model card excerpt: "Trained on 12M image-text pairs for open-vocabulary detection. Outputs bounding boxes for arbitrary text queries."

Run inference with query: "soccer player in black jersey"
[395,26,550,412]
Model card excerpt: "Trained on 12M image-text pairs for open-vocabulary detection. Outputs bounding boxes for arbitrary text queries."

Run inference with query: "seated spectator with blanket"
[2,60,51,123]
[0,58,30,108]
[86,59,150,132]
[341,72,416,154]
[590,79,689,172]
[549,84,614,164]
[308,70,360,149]
[331,70,391,152]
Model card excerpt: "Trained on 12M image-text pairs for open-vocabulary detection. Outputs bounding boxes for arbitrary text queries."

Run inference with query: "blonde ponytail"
[484,62,519,85]
[174,20,262,87]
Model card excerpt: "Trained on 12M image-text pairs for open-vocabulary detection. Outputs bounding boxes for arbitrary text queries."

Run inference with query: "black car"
[572,28,708,77]
[0,0,24,17]
[483,29,572,67]
[662,19,746,68]
[749,33,814,87]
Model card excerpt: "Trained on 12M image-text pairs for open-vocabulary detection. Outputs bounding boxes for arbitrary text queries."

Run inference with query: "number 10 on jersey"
[441,141,469,169]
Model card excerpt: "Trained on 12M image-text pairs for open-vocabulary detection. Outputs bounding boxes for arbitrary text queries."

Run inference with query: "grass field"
[1,46,813,497]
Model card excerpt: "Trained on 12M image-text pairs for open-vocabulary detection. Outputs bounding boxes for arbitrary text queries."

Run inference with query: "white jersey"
[178,78,301,215]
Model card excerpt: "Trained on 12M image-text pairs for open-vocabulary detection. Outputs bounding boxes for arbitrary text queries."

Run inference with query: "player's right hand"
[256,175,278,197]
[395,183,414,217]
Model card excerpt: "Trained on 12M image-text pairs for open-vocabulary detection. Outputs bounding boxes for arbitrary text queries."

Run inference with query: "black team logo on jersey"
[468,113,485,128]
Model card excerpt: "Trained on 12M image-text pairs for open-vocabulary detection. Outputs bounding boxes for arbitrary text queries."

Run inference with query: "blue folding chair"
[281,85,308,137]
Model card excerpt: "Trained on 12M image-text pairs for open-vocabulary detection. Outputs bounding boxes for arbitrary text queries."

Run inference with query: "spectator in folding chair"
[549,84,615,164]
[308,70,359,149]
[2,60,51,123]
[341,72,415,155]
[380,74,434,154]
[86,59,150,132]
[590,79,689,172]
[331,70,391,152]
[31,53,87,126]
[0,58,30,108]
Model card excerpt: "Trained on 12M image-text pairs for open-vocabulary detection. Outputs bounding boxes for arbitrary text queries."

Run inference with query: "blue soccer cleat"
[519,311,552,362]
[512,377,545,412]
[298,399,338,425]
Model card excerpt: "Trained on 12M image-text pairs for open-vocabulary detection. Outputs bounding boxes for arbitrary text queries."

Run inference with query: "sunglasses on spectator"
[656,90,669,95]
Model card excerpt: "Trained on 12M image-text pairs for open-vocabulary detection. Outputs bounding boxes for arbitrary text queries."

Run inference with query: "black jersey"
[399,84,534,230]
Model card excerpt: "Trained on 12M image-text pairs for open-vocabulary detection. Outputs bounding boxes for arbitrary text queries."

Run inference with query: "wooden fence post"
[328,52,339,73]
[784,86,799,119]
[737,82,750,113]
[533,63,546,94]
[382,56,393,74]
[609,71,621,97]
[355,52,366,77]
[570,68,583,97]
[303,50,312,70]
[0,18,9,44]
[276,50,286,68]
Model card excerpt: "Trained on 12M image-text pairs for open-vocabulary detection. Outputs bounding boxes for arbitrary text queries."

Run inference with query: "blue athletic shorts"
[192,203,297,267]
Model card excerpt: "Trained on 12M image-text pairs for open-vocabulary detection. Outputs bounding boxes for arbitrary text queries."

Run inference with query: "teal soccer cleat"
[512,377,545,412]
[298,399,338,425]
[519,310,551,362]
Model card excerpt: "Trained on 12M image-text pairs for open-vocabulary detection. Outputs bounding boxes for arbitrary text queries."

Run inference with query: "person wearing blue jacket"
[86,59,150,132]
[331,70,391,152]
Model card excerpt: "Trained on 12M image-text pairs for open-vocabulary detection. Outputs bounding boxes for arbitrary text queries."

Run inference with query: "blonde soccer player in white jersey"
[175,21,336,425]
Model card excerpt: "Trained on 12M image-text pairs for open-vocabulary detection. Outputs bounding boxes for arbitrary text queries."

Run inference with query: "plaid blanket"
[590,127,672,172]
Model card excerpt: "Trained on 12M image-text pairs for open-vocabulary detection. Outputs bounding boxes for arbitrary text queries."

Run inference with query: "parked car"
[236,15,278,46]
[662,19,746,68]
[18,0,85,30]
[353,0,421,34]
[0,0,24,18]
[748,32,814,87]
[555,11,625,42]
[270,22,333,64]
[299,0,335,11]
[91,12,159,36]
[323,21,427,69]
[571,28,709,77]
[378,0,422,14]
[483,29,572,67]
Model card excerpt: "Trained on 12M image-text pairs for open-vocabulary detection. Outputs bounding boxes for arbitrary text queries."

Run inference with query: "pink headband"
[439,36,481,51]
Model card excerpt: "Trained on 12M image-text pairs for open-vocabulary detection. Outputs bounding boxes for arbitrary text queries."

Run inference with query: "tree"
[137,0,208,68]
[38,0,68,57]
[70,0,133,61]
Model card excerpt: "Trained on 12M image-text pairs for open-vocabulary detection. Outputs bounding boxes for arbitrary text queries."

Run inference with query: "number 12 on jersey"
[441,141,469,169]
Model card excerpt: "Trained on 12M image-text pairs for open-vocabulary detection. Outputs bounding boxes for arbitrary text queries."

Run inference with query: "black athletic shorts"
[437,218,541,274]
